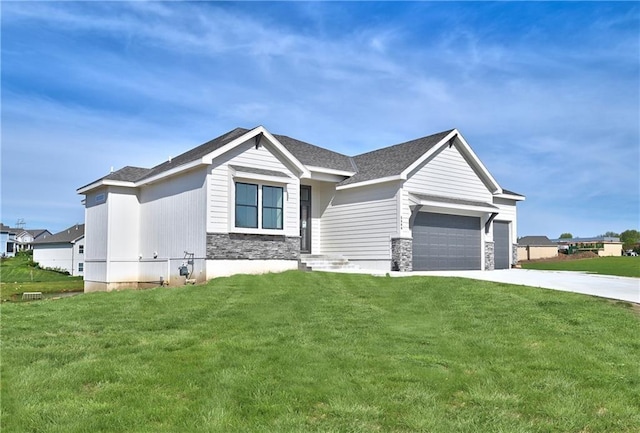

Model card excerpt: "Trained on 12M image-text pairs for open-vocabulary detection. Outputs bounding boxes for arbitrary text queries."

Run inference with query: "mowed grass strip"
[0,255,83,300]
[2,271,639,433]
[521,256,640,278]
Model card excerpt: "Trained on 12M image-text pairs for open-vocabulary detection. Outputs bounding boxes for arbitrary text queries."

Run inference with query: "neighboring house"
[77,126,524,292]
[0,223,17,258]
[32,224,85,276]
[517,236,558,261]
[15,229,52,252]
[554,237,623,257]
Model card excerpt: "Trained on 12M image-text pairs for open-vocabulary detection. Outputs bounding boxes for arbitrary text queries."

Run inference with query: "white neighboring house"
[33,224,85,276]
[15,229,52,252]
[77,126,524,292]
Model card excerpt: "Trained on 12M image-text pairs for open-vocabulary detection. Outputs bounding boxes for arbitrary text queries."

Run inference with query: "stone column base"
[391,238,412,272]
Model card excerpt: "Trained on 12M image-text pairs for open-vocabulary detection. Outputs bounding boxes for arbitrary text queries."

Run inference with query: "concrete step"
[299,255,359,272]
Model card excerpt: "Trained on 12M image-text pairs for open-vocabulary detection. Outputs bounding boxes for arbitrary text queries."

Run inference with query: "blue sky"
[1,1,638,238]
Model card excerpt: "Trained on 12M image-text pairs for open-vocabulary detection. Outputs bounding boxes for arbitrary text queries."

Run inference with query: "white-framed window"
[78,245,84,254]
[234,182,284,231]
[78,262,84,272]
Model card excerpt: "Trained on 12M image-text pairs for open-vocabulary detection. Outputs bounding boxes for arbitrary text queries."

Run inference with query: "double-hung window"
[235,182,283,230]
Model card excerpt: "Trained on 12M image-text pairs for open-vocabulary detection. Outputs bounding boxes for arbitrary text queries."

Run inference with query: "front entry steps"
[299,254,359,272]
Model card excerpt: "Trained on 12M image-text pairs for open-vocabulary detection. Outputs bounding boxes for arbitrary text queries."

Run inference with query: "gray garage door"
[494,221,510,270]
[413,212,481,271]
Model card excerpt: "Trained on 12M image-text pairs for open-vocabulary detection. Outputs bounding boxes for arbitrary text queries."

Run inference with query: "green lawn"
[2,271,639,432]
[521,256,640,278]
[0,255,83,301]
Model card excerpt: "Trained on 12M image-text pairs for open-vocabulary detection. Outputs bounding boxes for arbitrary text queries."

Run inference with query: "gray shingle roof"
[518,236,555,246]
[34,224,84,244]
[81,126,522,198]
[274,134,354,173]
[104,166,153,182]
[339,130,454,186]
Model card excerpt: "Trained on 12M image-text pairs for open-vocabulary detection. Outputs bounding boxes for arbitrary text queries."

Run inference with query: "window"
[235,183,258,228]
[262,186,283,229]
[234,182,284,230]
[78,245,84,254]
[78,263,84,272]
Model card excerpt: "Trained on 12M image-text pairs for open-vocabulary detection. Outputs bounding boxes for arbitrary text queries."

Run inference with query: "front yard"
[2,271,639,432]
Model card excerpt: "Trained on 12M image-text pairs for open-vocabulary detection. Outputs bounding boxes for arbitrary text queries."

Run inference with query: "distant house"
[78,126,524,292]
[553,237,623,257]
[517,236,558,261]
[14,229,52,252]
[0,223,17,258]
[33,224,85,276]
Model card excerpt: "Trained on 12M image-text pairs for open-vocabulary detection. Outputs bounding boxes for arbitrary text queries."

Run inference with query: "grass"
[0,254,83,301]
[2,271,639,432]
[521,256,640,278]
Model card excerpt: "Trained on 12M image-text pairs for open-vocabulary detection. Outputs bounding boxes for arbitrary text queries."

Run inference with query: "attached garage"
[412,212,482,271]
[494,221,511,269]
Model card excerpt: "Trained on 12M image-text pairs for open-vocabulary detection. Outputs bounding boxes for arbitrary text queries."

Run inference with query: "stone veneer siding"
[485,241,495,271]
[512,244,518,267]
[207,233,300,260]
[391,238,413,272]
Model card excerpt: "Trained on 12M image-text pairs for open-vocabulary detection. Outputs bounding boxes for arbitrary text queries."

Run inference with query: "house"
[32,224,85,276]
[517,236,558,261]
[554,237,623,257]
[77,126,524,292]
[15,229,52,252]
[0,223,17,258]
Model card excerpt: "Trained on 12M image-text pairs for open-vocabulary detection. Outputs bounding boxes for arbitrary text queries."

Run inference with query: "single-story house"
[517,236,558,261]
[33,224,85,276]
[78,126,524,292]
[554,237,623,257]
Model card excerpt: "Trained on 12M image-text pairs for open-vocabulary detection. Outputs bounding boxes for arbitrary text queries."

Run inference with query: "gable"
[404,142,493,202]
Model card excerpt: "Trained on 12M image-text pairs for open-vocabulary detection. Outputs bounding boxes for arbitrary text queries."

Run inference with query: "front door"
[300,185,311,253]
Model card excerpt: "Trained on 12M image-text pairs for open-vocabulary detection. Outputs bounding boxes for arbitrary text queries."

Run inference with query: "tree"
[601,231,620,238]
[619,229,640,250]
[559,233,573,239]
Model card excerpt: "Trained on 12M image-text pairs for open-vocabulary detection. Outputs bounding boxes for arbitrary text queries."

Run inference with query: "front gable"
[404,134,495,203]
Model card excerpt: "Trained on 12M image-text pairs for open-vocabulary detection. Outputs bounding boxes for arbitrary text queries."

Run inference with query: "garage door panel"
[494,221,510,270]
[413,212,481,271]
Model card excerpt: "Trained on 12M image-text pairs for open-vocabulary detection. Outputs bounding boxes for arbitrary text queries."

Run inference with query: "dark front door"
[494,221,510,269]
[300,185,312,253]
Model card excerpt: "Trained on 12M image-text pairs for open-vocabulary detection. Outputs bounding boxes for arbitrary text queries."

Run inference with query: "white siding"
[493,197,518,240]
[402,144,494,233]
[84,189,109,283]
[33,244,73,273]
[321,182,399,260]
[405,145,493,201]
[138,168,208,285]
[106,187,141,284]
[207,140,300,237]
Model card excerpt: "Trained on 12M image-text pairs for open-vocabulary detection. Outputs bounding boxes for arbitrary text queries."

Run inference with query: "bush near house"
[2,271,639,432]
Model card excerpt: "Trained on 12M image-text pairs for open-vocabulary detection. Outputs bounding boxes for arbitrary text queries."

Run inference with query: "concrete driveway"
[396,269,640,304]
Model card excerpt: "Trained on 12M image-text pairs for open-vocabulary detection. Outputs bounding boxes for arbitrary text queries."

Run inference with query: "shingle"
[139,127,251,181]
[274,134,355,173]
[34,224,85,244]
[518,236,555,246]
[104,166,153,182]
[340,130,454,186]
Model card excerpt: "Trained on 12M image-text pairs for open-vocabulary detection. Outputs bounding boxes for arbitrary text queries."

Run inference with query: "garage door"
[494,221,510,270]
[412,212,481,271]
